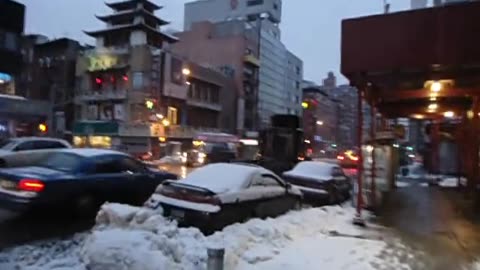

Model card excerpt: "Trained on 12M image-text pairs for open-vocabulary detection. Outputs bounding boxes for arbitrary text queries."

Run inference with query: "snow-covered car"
[145,163,302,232]
[0,137,71,156]
[283,161,351,205]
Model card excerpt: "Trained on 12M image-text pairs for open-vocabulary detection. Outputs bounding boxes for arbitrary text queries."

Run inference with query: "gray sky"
[17,0,409,84]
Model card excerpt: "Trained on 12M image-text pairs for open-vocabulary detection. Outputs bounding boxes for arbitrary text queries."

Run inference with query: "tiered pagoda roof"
[105,0,161,12]
[95,9,169,26]
[84,0,177,47]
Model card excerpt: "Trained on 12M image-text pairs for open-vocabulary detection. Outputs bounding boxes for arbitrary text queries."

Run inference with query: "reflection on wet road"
[158,164,195,179]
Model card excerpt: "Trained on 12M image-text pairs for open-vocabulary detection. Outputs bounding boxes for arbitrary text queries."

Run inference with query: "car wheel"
[75,193,100,217]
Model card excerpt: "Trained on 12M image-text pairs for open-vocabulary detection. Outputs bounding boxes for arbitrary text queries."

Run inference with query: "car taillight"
[337,155,345,160]
[203,196,221,205]
[350,156,359,161]
[18,179,45,192]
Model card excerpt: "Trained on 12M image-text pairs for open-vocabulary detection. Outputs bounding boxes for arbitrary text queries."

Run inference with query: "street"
[0,163,194,249]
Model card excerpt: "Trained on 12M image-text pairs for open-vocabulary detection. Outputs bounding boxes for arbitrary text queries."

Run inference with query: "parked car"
[0,148,177,215]
[145,163,302,232]
[283,161,351,205]
[0,137,71,156]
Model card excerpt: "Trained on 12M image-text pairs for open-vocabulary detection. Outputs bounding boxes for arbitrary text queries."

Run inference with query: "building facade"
[302,85,339,154]
[183,0,303,129]
[17,38,84,138]
[331,84,358,149]
[0,0,51,139]
[171,20,260,133]
[73,0,178,155]
[74,0,230,156]
[184,0,282,30]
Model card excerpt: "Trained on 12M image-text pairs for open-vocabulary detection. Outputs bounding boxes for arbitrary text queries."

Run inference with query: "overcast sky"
[17,0,410,84]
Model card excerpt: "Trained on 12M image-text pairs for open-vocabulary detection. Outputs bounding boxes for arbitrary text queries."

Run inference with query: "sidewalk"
[378,181,480,269]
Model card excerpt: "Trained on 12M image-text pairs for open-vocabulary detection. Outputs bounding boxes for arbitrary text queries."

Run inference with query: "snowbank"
[0,203,411,270]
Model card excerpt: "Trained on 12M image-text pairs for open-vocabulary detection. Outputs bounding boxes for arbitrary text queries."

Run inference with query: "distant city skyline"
[17,0,410,84]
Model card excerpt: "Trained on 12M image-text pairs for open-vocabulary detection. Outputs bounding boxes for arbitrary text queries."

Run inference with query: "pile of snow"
[0,203,412,270]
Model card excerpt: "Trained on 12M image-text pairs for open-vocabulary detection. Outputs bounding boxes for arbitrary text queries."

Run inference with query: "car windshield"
[38,152,83,173]
[0,139,17,150]
[291,162,333,178]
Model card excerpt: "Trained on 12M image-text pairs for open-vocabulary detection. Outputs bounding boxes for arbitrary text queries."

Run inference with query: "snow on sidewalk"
[0,203,412,270]
[237,235,385,270]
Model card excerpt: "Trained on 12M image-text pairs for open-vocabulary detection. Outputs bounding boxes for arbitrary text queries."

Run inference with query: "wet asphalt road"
[0,164,194,249]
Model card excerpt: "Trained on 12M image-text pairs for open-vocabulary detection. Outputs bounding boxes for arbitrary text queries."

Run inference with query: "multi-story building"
[285,51,303,116]
[73,0,178,155]
[0,0,51,139]
[302,85,338,154]
[160,52,234,139]
[184,0,282,30]
[171,20,260,133]
[17,37,84,138]
[74,0,231,156]
[331,84,358,148]
[184,0,303,128]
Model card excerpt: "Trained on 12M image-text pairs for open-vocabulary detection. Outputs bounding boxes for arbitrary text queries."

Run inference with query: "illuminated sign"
[87,55,119,71]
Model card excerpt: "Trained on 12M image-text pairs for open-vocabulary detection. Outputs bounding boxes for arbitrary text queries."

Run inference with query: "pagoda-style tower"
[85,0,177,48]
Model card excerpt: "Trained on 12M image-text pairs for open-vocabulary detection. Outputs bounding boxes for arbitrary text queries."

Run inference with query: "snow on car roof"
[179,163,266,194]
[57,148,129,158]
[284,161,337,181]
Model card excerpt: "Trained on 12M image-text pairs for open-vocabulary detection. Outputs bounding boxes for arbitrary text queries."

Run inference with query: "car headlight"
[182,152,187,157]
[198,156,205,164]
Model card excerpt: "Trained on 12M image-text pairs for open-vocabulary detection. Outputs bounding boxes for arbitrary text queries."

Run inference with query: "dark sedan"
[283,161,351,205]
[0,149,177,215]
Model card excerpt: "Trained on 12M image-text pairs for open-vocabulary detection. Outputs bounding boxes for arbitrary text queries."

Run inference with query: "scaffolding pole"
[354,89,365,226]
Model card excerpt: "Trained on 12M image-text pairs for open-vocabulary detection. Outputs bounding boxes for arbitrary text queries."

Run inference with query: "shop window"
[167,106,178,125]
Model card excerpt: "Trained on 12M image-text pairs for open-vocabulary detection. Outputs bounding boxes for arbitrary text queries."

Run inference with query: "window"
[167,106,178,125]
[13,141,35,151]
[132,72,144,89]
[34,140,68,149]
[4,32,17,51]
[119,157,145,173]
[40,153,83,173]
[247,0,264,6]
[251,173,282,187]
[93,159,123,174]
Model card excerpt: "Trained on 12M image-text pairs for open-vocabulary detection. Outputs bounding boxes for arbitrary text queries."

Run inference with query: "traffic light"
[302,101,309,109]
[38,123,48,133]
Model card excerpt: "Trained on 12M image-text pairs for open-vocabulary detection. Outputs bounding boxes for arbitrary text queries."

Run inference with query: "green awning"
[73,121,119,135]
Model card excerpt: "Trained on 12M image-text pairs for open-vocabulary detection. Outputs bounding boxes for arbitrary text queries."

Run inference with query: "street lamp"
[316,120,324,126]
[182,68,191,76]
[430,81,442,92]
[162,119,170,127]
